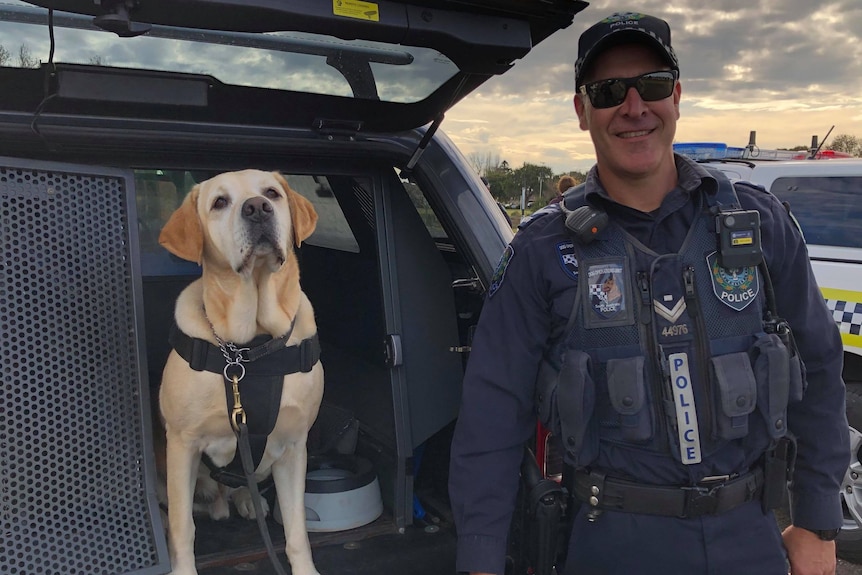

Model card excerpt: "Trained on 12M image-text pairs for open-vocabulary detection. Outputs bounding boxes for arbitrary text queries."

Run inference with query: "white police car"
[687,147,862,561]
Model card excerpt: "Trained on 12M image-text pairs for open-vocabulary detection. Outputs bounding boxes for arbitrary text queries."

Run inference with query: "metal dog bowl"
[274,454,383,532]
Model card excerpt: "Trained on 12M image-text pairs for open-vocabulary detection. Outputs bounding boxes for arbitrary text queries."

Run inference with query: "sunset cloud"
[444,0,862,173]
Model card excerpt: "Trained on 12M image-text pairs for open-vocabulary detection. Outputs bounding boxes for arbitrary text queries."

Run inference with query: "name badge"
[668,352,702,464]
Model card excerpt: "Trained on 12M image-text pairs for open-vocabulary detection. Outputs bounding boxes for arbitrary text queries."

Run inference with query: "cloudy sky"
[2,0,859,177]
[443,0,862,174]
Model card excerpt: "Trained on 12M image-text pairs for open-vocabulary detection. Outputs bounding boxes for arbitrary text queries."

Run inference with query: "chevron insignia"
[654,297,686,323]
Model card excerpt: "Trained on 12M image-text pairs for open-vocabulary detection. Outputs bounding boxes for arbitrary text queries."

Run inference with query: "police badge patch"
[556,241,578,281]
[488,244,514,298]
[583,259,633,329]
[707,251,759,311]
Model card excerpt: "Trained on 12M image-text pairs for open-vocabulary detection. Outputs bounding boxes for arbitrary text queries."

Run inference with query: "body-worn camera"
[716,210,762,269]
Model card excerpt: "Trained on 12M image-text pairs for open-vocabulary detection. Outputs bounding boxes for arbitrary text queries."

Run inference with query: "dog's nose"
[241,197,273,223]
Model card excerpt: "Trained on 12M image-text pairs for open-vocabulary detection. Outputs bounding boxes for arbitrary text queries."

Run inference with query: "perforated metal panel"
[0,158,169,575]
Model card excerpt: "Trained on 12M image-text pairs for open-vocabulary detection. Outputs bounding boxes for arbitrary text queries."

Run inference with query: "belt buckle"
[699,474,731,484]
[681,483,722,517]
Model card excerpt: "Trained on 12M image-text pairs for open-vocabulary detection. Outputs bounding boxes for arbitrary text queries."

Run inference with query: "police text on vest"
[668,352,702,464]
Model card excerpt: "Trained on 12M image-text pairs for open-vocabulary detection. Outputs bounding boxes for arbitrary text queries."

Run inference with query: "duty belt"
[572,467,763,518]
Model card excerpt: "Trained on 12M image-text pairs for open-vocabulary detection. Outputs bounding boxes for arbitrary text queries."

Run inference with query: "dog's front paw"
[232,488,270,520]
[208,494,231,520]
[167,561,199,575]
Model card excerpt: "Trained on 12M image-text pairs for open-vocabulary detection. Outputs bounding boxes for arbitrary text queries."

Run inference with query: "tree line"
[0,44,39,68]
[805,134,862,157]
[467,151,586,208]
[469,133,862,208]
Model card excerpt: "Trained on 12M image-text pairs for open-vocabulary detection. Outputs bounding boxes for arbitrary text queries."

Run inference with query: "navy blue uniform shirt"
[448,155,849,575]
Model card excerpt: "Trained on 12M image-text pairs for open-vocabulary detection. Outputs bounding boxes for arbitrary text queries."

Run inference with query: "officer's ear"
[574,92,589,131]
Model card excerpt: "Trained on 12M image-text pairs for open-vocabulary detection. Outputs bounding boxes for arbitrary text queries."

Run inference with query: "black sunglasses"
[579,70,679,109]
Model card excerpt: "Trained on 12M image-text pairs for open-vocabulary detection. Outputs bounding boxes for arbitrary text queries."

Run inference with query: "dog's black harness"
[168,323,321,487]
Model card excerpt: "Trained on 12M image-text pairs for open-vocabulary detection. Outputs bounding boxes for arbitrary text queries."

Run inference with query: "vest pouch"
[710,352,757,440]
[786,336,806,403]
[557,350,597,465]
[535,357,561,437]
[752,333,791,440]
[606,356,652,442]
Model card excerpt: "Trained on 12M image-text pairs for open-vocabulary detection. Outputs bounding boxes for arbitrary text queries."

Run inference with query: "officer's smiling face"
[575,43,681,184]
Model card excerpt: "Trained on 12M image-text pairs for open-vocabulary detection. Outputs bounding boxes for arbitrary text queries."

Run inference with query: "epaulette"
[732,178,804,237]
[516,203,562,231]
[702,167,741,211]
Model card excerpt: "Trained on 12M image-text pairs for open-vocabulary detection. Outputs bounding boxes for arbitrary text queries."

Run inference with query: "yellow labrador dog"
[157,170,324,575]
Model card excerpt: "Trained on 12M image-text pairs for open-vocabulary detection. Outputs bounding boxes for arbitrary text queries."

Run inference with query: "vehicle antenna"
[809,125,835,159]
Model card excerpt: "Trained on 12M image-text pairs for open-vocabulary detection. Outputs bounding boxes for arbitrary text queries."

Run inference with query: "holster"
[761,435,796,512]
[520,447,567,575]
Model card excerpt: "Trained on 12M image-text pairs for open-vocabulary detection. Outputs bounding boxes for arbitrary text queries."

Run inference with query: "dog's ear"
[158,186,204,264]
[274,172,318,246]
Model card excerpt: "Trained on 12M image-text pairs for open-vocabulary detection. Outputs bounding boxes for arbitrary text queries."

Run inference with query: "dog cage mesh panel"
[0,160,169,575]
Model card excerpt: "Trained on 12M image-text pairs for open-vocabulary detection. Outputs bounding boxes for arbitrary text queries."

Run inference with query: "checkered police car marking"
[822,287,862,349]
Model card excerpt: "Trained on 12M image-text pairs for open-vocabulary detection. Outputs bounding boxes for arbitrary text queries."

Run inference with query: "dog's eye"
[212,196,229,210]
[263,187,281,200]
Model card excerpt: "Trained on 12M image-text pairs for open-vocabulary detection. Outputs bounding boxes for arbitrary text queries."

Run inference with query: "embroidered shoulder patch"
[488,244,514,298]
[707,251,759,311]
[556,241,578,281]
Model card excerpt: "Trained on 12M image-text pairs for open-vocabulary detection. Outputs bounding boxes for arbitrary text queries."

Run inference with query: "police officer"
[449,11,849,575]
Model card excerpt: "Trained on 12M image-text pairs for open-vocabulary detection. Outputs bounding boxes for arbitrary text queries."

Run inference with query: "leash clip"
[230,374,246,432]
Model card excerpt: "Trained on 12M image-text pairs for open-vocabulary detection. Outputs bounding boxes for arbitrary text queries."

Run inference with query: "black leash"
[235,420,290,575]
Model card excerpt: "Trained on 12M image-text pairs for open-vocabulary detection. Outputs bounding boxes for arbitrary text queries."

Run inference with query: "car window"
[135,170,359,277]
[769,176,862,249]
[0,0,458,103]
[399,174,447,241]
[285,175,360,253]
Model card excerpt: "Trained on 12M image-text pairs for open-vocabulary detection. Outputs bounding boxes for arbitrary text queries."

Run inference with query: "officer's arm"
[759,191,849,532]
[449,233,553,575]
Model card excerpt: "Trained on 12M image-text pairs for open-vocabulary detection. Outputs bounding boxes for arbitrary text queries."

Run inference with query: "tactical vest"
[536,176,805,469]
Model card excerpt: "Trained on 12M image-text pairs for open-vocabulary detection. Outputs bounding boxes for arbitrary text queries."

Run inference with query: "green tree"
[513,162,553,205]
[829,134,861,157]
[484,166,517,203]
[481,163,592,208]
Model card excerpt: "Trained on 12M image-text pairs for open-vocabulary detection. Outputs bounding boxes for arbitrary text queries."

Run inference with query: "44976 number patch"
[662,324,689,337]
